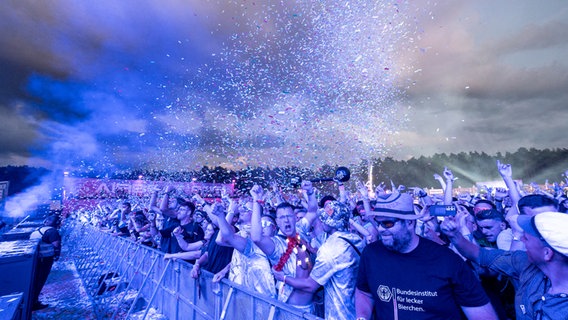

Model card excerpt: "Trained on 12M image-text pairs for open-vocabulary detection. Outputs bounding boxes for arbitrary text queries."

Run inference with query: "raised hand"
[494,187,508,200]
[497,160,512,179]
[271,181,280,193]
[390,180,397,192]
[375,182,387,197]
[250,184,264,201]
[221,187,230,201]
[301,180,314,195]
[211,202,226,217]
[443,167,455,181]
[165,185,176,194]
[433,173,447,189]
[172,226,183,236]
[410,187,428,198]
[440,216,462,239]
[191,193,205,206]
[356,180,369,199]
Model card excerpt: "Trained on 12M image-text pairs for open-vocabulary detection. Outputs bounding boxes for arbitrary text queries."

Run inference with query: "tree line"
[1,147,567,197]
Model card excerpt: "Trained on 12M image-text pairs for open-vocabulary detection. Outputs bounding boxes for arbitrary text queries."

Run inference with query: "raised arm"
[433,173,447,191]
[250,185,275,255]
[356,181,373,218]
[497,160,521,204]
[270,181,285,206]
[148,187,159,209]
[443,167,455,205]
[496,160,525,244]
[213,201,247,251]
[349,218,373,244]
[337,182,347,204]
[440,217,481,263]
[301,180,319,226]
[158,186,179,218]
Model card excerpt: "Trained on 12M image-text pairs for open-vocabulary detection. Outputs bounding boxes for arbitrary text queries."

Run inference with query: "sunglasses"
[375,219,401,229]
[261,220,274,228]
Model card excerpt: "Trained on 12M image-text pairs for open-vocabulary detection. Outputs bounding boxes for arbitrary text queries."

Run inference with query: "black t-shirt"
[118,225,130,237]
[180,222,205,245]
[179,222,205,263]
[38,226,61,257]
[159,217,181,253]
[202,228,234,274]
[43,227,61,244]
[357,237,489,320]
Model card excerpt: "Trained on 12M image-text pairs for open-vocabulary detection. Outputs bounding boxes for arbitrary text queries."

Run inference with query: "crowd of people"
[68,161,568,319]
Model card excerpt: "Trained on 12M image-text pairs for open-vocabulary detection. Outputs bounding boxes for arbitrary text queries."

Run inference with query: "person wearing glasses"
[250,182,319,313]
[355,192,498,320]
[272,200,365,320]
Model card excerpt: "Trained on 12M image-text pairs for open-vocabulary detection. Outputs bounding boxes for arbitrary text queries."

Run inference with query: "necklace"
[274,234,300,271]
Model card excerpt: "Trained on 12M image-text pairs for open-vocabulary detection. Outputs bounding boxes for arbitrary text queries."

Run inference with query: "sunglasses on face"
[261,220,274,228]
[375,219,401,229]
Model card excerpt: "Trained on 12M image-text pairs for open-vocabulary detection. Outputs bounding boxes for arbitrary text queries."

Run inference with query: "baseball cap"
[517,211,568,257]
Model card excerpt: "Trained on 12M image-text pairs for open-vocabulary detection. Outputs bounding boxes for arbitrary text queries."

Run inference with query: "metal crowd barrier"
[65,220,323,320]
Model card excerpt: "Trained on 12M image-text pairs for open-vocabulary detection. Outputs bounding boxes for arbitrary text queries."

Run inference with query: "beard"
[380,229,414,253]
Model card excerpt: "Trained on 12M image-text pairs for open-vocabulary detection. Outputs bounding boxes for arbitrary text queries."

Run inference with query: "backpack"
[30,226,55,258]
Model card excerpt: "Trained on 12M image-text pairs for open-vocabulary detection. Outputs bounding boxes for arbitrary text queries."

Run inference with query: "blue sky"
[1,0,567,172]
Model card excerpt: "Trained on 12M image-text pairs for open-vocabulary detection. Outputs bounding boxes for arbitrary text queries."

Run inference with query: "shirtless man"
[250,183,318,312]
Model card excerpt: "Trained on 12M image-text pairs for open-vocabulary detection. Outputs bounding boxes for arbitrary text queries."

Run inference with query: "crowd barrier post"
[88,237,128,297]
[219,287,234,320]
[82,233,123,289]
[134,259,171,319]
[109,247,151,318]
[111,249,161,319]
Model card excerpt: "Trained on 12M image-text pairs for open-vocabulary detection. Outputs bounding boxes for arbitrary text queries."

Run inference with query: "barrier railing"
[65,220,324,320]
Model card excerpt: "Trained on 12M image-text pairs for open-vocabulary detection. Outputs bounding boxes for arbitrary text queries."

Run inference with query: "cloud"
[0,104,38,161]
[1,0,567,171]
[490,20,568,54]
[395,1,568,159]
